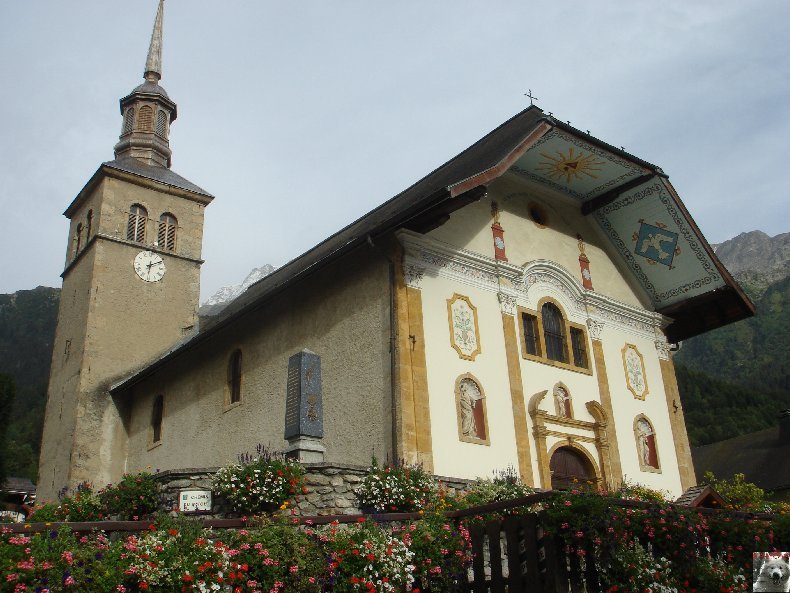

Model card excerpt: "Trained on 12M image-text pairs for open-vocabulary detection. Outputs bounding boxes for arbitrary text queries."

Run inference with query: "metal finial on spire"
[144,0,164,81]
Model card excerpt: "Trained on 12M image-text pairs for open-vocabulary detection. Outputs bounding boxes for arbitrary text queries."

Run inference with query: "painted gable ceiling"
[506,125,729,310]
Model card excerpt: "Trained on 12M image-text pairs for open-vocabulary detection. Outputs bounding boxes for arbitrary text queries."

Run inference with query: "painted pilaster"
[589,328,624,489]
[392,247,434,471]
[657,347,696,490]
[499,292,534,486]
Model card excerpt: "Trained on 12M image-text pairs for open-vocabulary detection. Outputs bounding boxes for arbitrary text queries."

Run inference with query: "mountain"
[0,287,60,480]
[199,264,276,317]
[675,231,789,445]
[712,230,789,298]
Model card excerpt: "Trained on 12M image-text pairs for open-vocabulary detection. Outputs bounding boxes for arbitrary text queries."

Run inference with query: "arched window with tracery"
[158,213,177,251]
[127,204,147,243]
[138,105,154,131]
[228,350,243,405]
[122,108,135,134]
[541,302,568,363]
[634,416,660,470]
[151,394,164,444]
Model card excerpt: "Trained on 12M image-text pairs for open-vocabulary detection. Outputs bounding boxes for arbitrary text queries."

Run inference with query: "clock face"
[134,250,166,282]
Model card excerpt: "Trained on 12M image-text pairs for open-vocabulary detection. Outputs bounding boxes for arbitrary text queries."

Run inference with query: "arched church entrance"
[549,446,595,490]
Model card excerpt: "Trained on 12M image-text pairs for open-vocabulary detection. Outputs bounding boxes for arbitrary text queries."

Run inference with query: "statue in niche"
[553,385,572,418]
[459,378,485,440]
[636,418,657,468]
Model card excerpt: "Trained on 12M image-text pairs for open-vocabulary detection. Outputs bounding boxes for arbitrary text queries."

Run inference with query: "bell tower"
[38,0,214,500]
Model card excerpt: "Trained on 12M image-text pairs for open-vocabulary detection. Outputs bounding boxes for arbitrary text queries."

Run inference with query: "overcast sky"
[1,1,787,301]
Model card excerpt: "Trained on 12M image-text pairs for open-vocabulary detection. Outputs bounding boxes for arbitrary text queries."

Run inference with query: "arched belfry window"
[541,302,568,363]
[635,416,660,471]
[155,111,168,138]
[127,204,147,243]
[228,349,243,405]
[151,394,164,444]
[75,223,83,255]
[122,108,135,134]
[158,213,177,251]
[138,105,154,131]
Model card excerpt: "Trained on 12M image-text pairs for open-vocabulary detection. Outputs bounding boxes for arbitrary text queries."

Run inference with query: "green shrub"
[99,472,160,520]
[460,466,535,510]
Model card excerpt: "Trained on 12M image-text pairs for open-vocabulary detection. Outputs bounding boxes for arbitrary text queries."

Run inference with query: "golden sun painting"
[536,148,605,184]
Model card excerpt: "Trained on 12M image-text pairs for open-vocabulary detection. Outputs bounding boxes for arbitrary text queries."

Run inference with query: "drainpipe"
[366,234,400,461]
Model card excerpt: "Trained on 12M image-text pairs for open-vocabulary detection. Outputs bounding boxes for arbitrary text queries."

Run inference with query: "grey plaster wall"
[123,247,393,474]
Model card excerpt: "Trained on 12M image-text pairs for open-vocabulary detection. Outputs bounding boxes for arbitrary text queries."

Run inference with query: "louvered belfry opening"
[158,213,177,251]
[127,204,148,242]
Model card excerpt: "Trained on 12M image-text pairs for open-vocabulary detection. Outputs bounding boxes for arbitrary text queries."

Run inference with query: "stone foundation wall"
[154,463,474,518]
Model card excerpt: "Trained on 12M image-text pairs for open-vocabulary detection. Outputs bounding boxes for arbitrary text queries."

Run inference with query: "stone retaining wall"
[154,463,474,518]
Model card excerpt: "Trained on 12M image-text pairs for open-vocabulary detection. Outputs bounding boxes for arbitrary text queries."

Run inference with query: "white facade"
[399,180,686,496]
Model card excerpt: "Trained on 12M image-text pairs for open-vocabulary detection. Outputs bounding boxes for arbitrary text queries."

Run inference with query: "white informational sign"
[0,510,25,523]
[178,490,212,513]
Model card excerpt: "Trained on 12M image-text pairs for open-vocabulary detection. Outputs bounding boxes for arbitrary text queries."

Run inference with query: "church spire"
[114,0,177,168]
[144,0,164,82]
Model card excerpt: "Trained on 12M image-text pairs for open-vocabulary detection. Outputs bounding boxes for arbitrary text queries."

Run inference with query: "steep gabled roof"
[111,105,753,394]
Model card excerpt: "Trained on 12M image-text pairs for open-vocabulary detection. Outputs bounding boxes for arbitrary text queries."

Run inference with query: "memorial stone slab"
[284,349,323,440]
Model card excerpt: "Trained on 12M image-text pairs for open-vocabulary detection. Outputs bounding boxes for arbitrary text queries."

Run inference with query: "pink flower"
[64,575,76,586]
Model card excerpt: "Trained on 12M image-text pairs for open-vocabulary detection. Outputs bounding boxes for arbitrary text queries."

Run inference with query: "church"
[37,1,754,502]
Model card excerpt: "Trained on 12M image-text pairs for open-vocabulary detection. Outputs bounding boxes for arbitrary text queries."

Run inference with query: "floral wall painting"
[622,343,649,400]
[634,415,661,472]
[447,293,482,361]
[455,374,489,445]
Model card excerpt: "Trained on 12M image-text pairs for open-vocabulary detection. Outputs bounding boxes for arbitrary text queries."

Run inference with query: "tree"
[701,471,765,510]
[0,374,15,488]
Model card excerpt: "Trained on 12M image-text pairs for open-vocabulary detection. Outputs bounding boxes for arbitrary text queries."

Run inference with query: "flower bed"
[8,463,785,592]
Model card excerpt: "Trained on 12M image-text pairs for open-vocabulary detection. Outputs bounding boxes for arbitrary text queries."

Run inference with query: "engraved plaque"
[178,489,212,513]
[284,349,323,440]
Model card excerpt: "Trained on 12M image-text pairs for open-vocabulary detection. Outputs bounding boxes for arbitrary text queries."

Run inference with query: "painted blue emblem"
[636,222,678,267]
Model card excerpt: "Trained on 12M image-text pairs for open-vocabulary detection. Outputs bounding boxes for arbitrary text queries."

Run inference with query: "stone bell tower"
[38,0,213,500]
